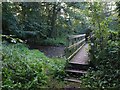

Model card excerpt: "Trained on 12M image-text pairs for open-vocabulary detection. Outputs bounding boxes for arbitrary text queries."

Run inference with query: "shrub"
[2,41,66,89]
[80,31,120,89]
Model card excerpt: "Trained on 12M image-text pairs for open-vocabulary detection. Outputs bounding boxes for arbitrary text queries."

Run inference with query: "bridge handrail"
[67,38,85,49]
[65,34,86,60]
[68,34,86,39]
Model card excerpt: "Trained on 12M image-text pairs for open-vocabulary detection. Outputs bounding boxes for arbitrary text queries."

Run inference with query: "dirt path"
[29,45,65,58]
[70,44,89,64]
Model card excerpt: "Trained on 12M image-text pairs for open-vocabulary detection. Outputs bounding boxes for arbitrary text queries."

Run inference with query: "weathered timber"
[68,34,86,39]
[67,43,85,60]
[65,34,86,60]
[64,78,81,83]
[67,39,85,49]
[64,43,89,83]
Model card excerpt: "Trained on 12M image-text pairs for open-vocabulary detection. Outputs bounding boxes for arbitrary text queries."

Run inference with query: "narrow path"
[70,44,89,64]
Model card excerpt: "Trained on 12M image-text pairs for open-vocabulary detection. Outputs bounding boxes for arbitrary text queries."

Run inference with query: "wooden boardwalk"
[65,43,89,83]
[70,44,89,64]
[64,34,90,83]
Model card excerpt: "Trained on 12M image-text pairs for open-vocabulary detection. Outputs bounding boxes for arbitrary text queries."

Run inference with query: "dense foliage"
[2,2,91,45]
[80,2,120,89]
[81,31,120,89]
[2,41,66,89]
[2,1,120,89]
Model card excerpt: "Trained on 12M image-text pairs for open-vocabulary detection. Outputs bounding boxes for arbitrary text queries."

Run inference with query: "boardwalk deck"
[65,44,89,83]
[70,44,89,64]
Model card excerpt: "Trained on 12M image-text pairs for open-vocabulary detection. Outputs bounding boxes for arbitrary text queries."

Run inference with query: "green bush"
[2,41,66,89]
[80,31,120,89]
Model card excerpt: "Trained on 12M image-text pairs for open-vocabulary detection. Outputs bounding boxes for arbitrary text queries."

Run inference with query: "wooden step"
[66,62,89,71]
[64,78,81,83]
[69,61,88,65]
[66,69,87,77]
[66,69,87,74]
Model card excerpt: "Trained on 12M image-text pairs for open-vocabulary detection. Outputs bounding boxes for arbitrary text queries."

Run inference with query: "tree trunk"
[50,3,57,38]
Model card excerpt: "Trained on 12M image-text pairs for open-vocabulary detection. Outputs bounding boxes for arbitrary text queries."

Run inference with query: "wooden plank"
[68,34,85,39]
[65,69,87,74]
[64,78,81,83]
[67,43,85,60]
[66,34,86,60]
[69,62,89,65]
[67,38,85,49]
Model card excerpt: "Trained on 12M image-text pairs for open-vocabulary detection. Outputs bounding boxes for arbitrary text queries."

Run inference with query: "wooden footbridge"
[64,34,90,83]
